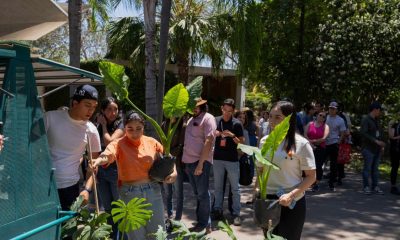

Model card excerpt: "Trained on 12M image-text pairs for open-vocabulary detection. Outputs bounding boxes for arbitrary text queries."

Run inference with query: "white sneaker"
[363,186,372,195]
[373,186,384,195]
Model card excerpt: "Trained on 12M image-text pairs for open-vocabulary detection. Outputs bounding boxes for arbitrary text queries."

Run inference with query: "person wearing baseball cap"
[325,101,347,191]
[44,84,101,210]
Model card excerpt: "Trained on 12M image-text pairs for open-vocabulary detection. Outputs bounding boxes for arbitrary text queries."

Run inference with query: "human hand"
[279,193,294,207]
[79,190,90,205]
[376,140,386,148]
[194,162,204,176]
[96,113,106,126]
[222,130,235,138]
[164,170,177,184]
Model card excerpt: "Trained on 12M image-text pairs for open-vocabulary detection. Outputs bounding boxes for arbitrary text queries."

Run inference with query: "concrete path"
[177,171,400,240]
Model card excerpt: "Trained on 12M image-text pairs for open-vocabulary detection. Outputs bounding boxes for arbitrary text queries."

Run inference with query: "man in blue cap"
[45,84,101,210]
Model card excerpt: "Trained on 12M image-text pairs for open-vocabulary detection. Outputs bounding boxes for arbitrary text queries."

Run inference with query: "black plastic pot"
[253,198,281,229]
[148,154,176,182]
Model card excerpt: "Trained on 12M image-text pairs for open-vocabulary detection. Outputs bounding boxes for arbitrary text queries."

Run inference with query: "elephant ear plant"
[237,115,291,235]
[99,61,202,181]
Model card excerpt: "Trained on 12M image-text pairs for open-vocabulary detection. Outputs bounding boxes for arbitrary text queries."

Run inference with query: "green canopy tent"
[0,42,102,239]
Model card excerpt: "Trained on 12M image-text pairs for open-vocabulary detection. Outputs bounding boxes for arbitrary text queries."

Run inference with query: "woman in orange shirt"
[92,111,177,239]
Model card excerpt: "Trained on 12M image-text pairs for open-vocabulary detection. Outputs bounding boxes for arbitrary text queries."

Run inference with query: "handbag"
[148,154,175,182]
[337,143,351,164]
[239,154,254,186]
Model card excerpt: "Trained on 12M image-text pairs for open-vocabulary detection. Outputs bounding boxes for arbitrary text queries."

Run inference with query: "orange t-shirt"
[102,135,164,183]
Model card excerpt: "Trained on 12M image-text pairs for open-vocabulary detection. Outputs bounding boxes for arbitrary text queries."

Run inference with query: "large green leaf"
[186,76,203,114]
[111,198,153,234]
[98,61,130,101]
[261,115,291,157]
[163,83,189,119]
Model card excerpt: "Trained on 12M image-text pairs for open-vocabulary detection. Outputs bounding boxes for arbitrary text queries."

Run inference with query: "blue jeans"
[119,182,165,240]
[185,161,211,228]
[162,166,185,220]
[97,164,119,239]
[362,148,381,188]
[213,160,241,216]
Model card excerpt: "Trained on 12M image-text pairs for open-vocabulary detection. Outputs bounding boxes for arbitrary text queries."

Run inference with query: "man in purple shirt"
[182,98,216,234]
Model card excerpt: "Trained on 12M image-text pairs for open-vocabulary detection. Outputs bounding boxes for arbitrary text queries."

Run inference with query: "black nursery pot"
[253,198,281,230]
[148,155,176,182]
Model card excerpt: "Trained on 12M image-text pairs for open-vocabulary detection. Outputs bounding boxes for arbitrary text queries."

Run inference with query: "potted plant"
[98,61,202,181]
[237,115,291,231]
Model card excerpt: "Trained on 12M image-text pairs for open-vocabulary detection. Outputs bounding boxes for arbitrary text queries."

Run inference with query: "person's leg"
[212,160,226,212]
[362,149,373,188]
[390,151,400,186]
[164,183,174,218]
[174,166,184,220]
[143,183,166,240]
[119,183,165,240]
[58,182,80,211]
[337,163,345,184]
[327,144,338,188]
[314,147,325,181]
[193,161,212,228]
[185,162,199,222]
[371,151,381,189]
[273,197,306,240]
[225,161,241,217]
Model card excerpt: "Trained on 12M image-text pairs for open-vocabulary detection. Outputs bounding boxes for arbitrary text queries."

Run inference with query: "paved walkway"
[177,171,400,240]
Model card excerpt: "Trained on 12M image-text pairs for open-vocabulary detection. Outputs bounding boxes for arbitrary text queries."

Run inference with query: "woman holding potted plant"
[259,101,316,240]
[92,111,177,239]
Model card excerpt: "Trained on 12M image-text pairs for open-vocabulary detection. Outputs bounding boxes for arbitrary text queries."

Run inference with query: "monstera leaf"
[99,61,129,101]
[112,198,153,235]
[163,83,189,119]
[186,76,203,114]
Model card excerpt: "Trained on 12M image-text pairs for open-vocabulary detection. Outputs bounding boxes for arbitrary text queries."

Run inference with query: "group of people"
[40,83,399,240]
[41,84,316,240]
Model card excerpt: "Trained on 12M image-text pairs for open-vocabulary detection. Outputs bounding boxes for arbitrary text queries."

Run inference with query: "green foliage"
[237,115,291,200]
[61,196,112,240]
[98,61,130,101]
[111,198,153,239]
[245,90,272,112]
[169,220,211,240]
[218,221,238,240]
[99,61,202,155]
[313,0,400,110]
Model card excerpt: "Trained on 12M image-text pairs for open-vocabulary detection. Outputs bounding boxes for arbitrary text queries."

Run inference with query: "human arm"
[194,135,214,175]
[80,151,100,203]
[279,169,316,207]
[360,116,385,147]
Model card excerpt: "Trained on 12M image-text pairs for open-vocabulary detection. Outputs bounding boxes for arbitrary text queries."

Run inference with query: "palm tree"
[169,0,210,85]
[68,0,83,67]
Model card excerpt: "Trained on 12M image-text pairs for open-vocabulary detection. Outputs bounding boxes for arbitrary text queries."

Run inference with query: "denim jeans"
[362,148,381,188]
[162,166,185,220]
[97,163,119,238]
[213,160,241,216]
[119,182,165,240]
[185,161,211,228]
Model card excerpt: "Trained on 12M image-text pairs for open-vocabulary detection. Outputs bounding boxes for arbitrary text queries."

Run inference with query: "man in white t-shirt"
[45,84,101,210]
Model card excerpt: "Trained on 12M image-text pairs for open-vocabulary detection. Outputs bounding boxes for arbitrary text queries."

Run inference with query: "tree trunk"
[143,0,158,138]
[176,52,190,86]
[68,0,82,67]
[157,0,172,124]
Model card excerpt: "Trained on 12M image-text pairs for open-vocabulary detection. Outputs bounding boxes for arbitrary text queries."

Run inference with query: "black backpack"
[239,154,254,186]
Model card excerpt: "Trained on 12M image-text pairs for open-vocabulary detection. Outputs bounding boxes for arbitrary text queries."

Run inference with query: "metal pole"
[86,130,100,213]
[10,211,77,240]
